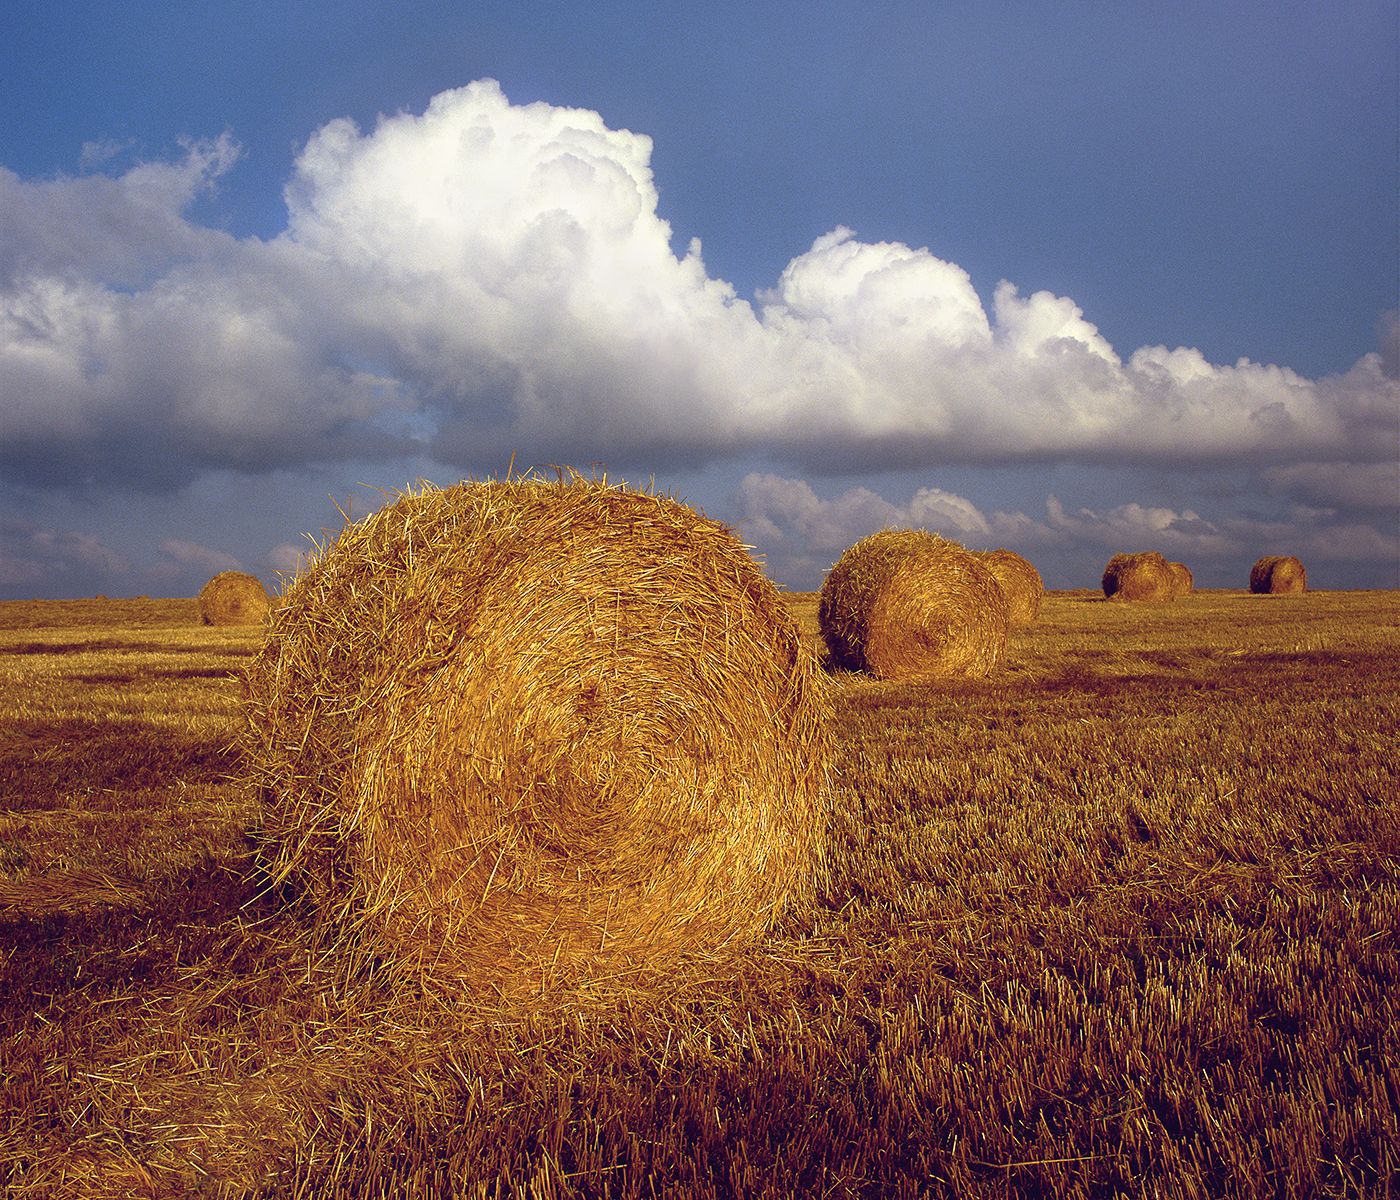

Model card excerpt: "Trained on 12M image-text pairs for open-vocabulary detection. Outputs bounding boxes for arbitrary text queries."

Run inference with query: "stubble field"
[1,588,1396,1198]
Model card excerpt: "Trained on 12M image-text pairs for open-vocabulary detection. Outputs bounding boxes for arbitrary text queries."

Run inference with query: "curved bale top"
[1166,561,1194,599]
[973,548,1043,625]
[241,476,831,998]
[1250,555,1307,594]
[818,529,1009,680]
[1101,551,1176,602]
[197,571,271,626]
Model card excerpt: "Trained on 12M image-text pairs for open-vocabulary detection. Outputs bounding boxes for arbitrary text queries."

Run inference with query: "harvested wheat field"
[820,529,1009,680]
[2,587,1398,1198]
[243,475,830,998]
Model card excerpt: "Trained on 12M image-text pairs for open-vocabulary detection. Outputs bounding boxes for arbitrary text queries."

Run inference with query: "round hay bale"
[197,571,271,626]
[1249,555,1307,594]
[1166,561,1194,598]
[818,529,1009,680]
[1101,551,1175,602]
[241,476,830,997]
[973,548,1043,625]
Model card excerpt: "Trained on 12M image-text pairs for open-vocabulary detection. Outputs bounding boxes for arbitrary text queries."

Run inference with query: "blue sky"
[2,0,1396,597]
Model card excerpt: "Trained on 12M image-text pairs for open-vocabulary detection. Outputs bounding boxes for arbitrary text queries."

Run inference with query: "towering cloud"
[1,80,1395,495]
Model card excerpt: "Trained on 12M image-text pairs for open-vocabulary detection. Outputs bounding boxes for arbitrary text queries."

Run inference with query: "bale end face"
[197,571,271,626]
[242,476,831,999]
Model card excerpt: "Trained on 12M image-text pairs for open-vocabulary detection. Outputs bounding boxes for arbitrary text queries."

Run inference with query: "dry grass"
[1251,556,1308,595]
[197,573,271,627]
[819,530,1009,680]
[1,588,1398,1197]
[243,476,830,1000]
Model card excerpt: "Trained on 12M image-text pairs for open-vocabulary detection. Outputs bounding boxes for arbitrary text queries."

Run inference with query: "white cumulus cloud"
[157,538,242,574]
[0,80,1395,496]
[734,471,1034,585]
[1043,495,1233,554]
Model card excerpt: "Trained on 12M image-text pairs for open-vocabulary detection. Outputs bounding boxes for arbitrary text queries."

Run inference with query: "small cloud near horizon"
[734,473,1400,591]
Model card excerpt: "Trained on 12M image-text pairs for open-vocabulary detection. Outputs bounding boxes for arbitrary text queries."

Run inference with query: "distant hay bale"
[1166,561,1194,598]
[973,548,1043,625]
[1250,555,1307,594]
[818,529,1009,680]
[241,476,830,997]
[198,571,271,626]
[1101,551,1176,602]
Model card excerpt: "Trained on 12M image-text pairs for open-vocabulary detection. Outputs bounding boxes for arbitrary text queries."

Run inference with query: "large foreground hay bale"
[973,548,1043,625]
[198,571,271,626]
[241,476,830,997]
[1250,555,1307,594]
[1101,552,1175,602]
[1166,561,1194,598]
[818,529,1009,680]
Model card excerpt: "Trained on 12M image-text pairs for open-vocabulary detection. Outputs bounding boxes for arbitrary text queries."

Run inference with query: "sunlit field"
[1,590,1397,1198]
